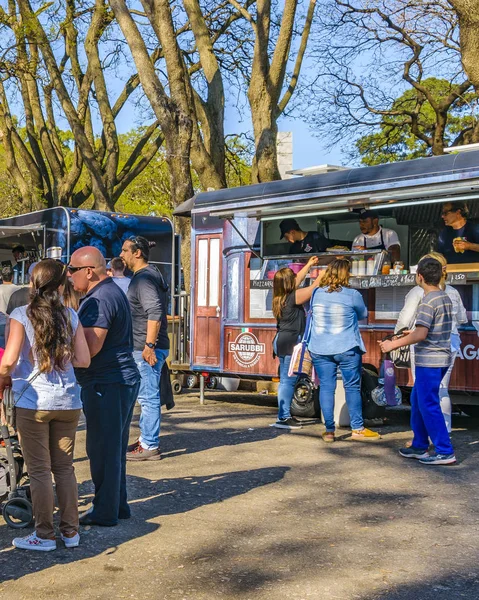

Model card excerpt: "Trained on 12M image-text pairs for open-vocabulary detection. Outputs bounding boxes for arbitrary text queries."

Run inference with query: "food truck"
[0,207,176,284]
[0,208,184,383]
[175,149,479,416]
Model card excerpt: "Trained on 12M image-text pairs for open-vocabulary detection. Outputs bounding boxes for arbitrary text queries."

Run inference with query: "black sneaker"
[272,418,302,430]
[399,447,429,460]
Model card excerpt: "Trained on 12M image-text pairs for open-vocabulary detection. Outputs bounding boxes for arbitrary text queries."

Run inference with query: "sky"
[222,99,347,175]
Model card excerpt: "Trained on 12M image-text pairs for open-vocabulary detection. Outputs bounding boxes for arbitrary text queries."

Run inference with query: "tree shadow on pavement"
[0,466,289,583]
[362,573,479,599]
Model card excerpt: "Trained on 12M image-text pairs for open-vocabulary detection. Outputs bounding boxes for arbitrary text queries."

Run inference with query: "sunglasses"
[67,265,95,273]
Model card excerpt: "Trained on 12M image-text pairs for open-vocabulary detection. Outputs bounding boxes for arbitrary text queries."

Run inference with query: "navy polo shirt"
[75,277,139,386]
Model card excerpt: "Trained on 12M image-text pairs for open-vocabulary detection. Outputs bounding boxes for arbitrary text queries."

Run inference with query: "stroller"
[0,388,34,528]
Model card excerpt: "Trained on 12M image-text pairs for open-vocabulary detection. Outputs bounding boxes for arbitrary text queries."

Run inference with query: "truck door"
[193,234,222,367]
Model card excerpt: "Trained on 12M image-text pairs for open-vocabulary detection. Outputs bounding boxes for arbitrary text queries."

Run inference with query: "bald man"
[69,247,140,527]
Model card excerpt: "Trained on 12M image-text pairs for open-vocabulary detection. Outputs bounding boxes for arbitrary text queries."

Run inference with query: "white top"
[112,276,130,294]
[10,306,81,410]
[396,285,467,350]
[352,226,400,250]
[0,283,20,315]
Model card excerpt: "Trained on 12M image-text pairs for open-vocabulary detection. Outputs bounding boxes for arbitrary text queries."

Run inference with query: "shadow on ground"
[0,466,289,583]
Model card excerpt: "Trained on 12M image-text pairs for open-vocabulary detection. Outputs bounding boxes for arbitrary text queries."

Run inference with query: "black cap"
[358,209,379,220]
[279,218,301,239]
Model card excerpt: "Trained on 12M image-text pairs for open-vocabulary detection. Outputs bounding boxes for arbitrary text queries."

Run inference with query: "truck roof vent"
[286,164,352,177]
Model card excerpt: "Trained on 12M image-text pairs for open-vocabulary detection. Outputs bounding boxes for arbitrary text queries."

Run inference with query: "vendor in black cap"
[352,209,401,263]
[279,218,329,254]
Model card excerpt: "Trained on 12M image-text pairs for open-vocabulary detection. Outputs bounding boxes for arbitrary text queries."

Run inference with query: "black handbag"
[386,327,411,369]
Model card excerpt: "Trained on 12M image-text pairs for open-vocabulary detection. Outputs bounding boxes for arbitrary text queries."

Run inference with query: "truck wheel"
[171,379,182,395]
[291,377,321,418]
[206,376,218,390]
[186,375,198,389]
[457,405,479,418]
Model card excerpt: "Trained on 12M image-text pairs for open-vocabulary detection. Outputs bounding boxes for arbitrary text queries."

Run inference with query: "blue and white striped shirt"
[415,290,452,368]
[308,286,367,356]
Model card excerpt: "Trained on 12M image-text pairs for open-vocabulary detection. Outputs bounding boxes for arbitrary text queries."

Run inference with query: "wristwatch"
[145,342,155,349]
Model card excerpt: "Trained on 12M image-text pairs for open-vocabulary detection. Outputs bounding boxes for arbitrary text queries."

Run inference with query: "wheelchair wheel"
[3,497,34,528]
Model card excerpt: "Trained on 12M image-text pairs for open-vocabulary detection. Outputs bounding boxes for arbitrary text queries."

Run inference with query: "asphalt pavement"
[1,391,479,599]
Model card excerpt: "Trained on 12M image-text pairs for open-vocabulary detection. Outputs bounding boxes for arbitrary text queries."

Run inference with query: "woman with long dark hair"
[308,259,380,442]
[0,259,90,551]
[272,256,321,429]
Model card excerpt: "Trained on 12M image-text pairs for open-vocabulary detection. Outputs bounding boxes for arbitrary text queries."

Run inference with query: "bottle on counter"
[367,257,375,276]
[351,258,357,275]
[357,256,366,276]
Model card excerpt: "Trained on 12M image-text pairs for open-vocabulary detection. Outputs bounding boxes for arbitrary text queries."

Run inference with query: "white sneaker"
[12,532,57,552]
[61,532,80,548]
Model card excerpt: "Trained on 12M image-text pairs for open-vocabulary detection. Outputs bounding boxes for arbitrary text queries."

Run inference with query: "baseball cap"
[358,209,379,220]
[279,218,301,239]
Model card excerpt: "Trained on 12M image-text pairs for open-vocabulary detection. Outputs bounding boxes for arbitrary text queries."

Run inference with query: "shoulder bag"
[389,327,411,369]
[2,371,40,428]
[288,289,318,378]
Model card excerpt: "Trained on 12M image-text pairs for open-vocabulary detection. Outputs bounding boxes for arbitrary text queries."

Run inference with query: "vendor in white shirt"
[352,209,401,263]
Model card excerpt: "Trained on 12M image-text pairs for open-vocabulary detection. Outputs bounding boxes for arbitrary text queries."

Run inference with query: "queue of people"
[0,236,169,551]
[274,202,474,462]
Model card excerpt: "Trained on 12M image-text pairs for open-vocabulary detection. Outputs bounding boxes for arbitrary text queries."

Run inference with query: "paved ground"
[1,392,479,599]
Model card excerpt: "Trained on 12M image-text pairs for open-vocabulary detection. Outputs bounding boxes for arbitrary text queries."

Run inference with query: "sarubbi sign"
[228,331,266,368]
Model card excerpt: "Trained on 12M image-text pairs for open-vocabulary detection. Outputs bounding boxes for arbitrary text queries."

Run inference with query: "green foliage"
[0,128,253,218]
[115,131,173,217]
[225,135,253,188]
[355,78,477,166]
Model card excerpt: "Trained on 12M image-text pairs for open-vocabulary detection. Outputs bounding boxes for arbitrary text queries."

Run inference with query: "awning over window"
[0,224,44,238]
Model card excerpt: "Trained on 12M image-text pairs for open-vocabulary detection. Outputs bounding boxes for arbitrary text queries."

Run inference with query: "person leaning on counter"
[352,209,401,263]
[437,201,479,264]
[279,218,330,254]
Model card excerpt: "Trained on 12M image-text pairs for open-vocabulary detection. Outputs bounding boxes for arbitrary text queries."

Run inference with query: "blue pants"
[81,380,140,525]
[311,347,364,431]
[277,355,297,420]
[133,349,169,449]
[411,366,454,455]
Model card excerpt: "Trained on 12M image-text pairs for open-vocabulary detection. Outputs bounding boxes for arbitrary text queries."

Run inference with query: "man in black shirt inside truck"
[120,236,169,461]
[279,218,330,254]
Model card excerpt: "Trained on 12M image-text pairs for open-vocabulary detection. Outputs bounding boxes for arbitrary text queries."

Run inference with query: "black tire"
[361,367,386,421]
[3,497,33,529]
[206,376,218,390]
[457,405,479,418]
[186,374,198,389]
[291,377,321,418]
[171,379,182,395]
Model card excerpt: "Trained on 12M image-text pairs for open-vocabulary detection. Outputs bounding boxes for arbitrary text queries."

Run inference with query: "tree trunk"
[167,147,194,288]
[449,0,479,88]
[250,97,281,182]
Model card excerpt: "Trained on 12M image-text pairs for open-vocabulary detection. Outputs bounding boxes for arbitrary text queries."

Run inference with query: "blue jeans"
[411,366,454,455]
[311,347,363,431]
[82,380,140,525]
[133,348,169,450]
[277,355,297,420]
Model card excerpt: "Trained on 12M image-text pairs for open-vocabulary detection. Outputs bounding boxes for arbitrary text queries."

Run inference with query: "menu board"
[250,267,274,318]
